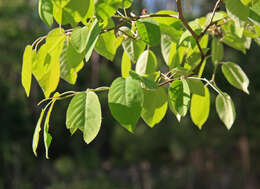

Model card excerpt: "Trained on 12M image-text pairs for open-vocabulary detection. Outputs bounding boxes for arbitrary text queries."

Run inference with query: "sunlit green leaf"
[32,109,45,157]
[66,91,102,144]
[33,28,65,98]
[168,80,191,117]
[222,62,249,94]
[135,50,157,75]
[222,33,247,53]
[141,88,168,127]
[71,26,90,53]
[95,23,122,61]
[121,52,131,78]
[216,93,236,130]
[153,10,180,26]
[136,18,161,46]
[190,86,210,129]
[129,71,158,90]
[122,38,146,63]
[108,77,144,132]
[53,0,94,25]
[211,38,224,65]
[249,2,260,26]
[22,45,34,97]
[43,92,59,159]
[186,78,205,96]
[39,0,53,27]
[60,39,85,84]
[225,0,249,24]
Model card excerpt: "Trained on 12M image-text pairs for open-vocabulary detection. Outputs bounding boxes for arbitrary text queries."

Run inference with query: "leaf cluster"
[21,0,260,158]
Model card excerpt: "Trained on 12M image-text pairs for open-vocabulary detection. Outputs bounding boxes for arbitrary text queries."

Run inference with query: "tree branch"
[176,0,205,75]
[176,0,199,41]
[198,0,223,39]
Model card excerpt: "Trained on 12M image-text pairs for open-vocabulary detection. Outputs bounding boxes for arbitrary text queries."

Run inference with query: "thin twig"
[176,0,199,41]
[158,78,178,87]
[198,0,223,39]
[118,29,137,40]
[176,0,205,75]
[101,20,130,34]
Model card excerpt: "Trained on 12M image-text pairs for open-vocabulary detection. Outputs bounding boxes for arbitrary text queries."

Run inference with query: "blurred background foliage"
[1,0,260,188]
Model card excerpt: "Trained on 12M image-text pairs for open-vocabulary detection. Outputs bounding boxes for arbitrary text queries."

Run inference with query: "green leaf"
[153,10,180,26]
[249,2,260,26]
[95,27,122,61]
[52,0,70,8]
[60,39,85,84]
[222,33,247,53]
[161,34,185,69]
[216,93,236,130]
[190,86,210,129]
[122,38,146,63]
[71,20,100,54]
[225,0,249,23]
[186,78,205,96]
[222,62,250,94]
[22,45,34,97]
[136,18,161,46]
[129,70,158,90]
[71,26,90,53]
[39,0,53,27]
[141,88,168,127]
[121,52,131,78]
[108,77,144,132]
[211,38,224,65]
[53,0,94,25]
[95,2,117,26]
[205,11,227,26]
[66,91,102,144]
[159,24,182,43]
[161,34,175,64]
[33,28,65,98]
[168,80,191,117]
[119,0,132,8]
[32,109,45,157]
[43,92,59,159]
[85,20,101,62]
[135,50,157,75]
[84,90,102,144]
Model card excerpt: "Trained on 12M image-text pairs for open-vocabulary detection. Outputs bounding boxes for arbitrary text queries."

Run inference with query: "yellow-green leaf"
[216,93,236,130]
[221,62,249,94]
[33,28,65,98]
[32,109,45,157]
[108,77,144,133]
[190,86,210,129]
[121,52,131,78]
[135,50,157,76]
[66,91,102,144]
[22,45,34,97]
[43,92,59,159]
[141,88,168,127]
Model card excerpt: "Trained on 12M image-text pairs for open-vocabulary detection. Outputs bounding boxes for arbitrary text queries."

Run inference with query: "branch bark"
[198,0,223,39]
[176,0,204,75]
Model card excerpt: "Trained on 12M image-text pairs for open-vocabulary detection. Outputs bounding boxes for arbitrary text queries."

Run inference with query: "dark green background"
[1,0,260,188]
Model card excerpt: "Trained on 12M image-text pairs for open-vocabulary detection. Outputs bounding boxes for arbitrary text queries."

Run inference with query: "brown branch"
[101,20,130,34]
[176,0,205,75]
[158,78,178,87]
[102,14,179,34]
[118,29,137,40]
[198,0,223,39]
[176,0,199,41]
